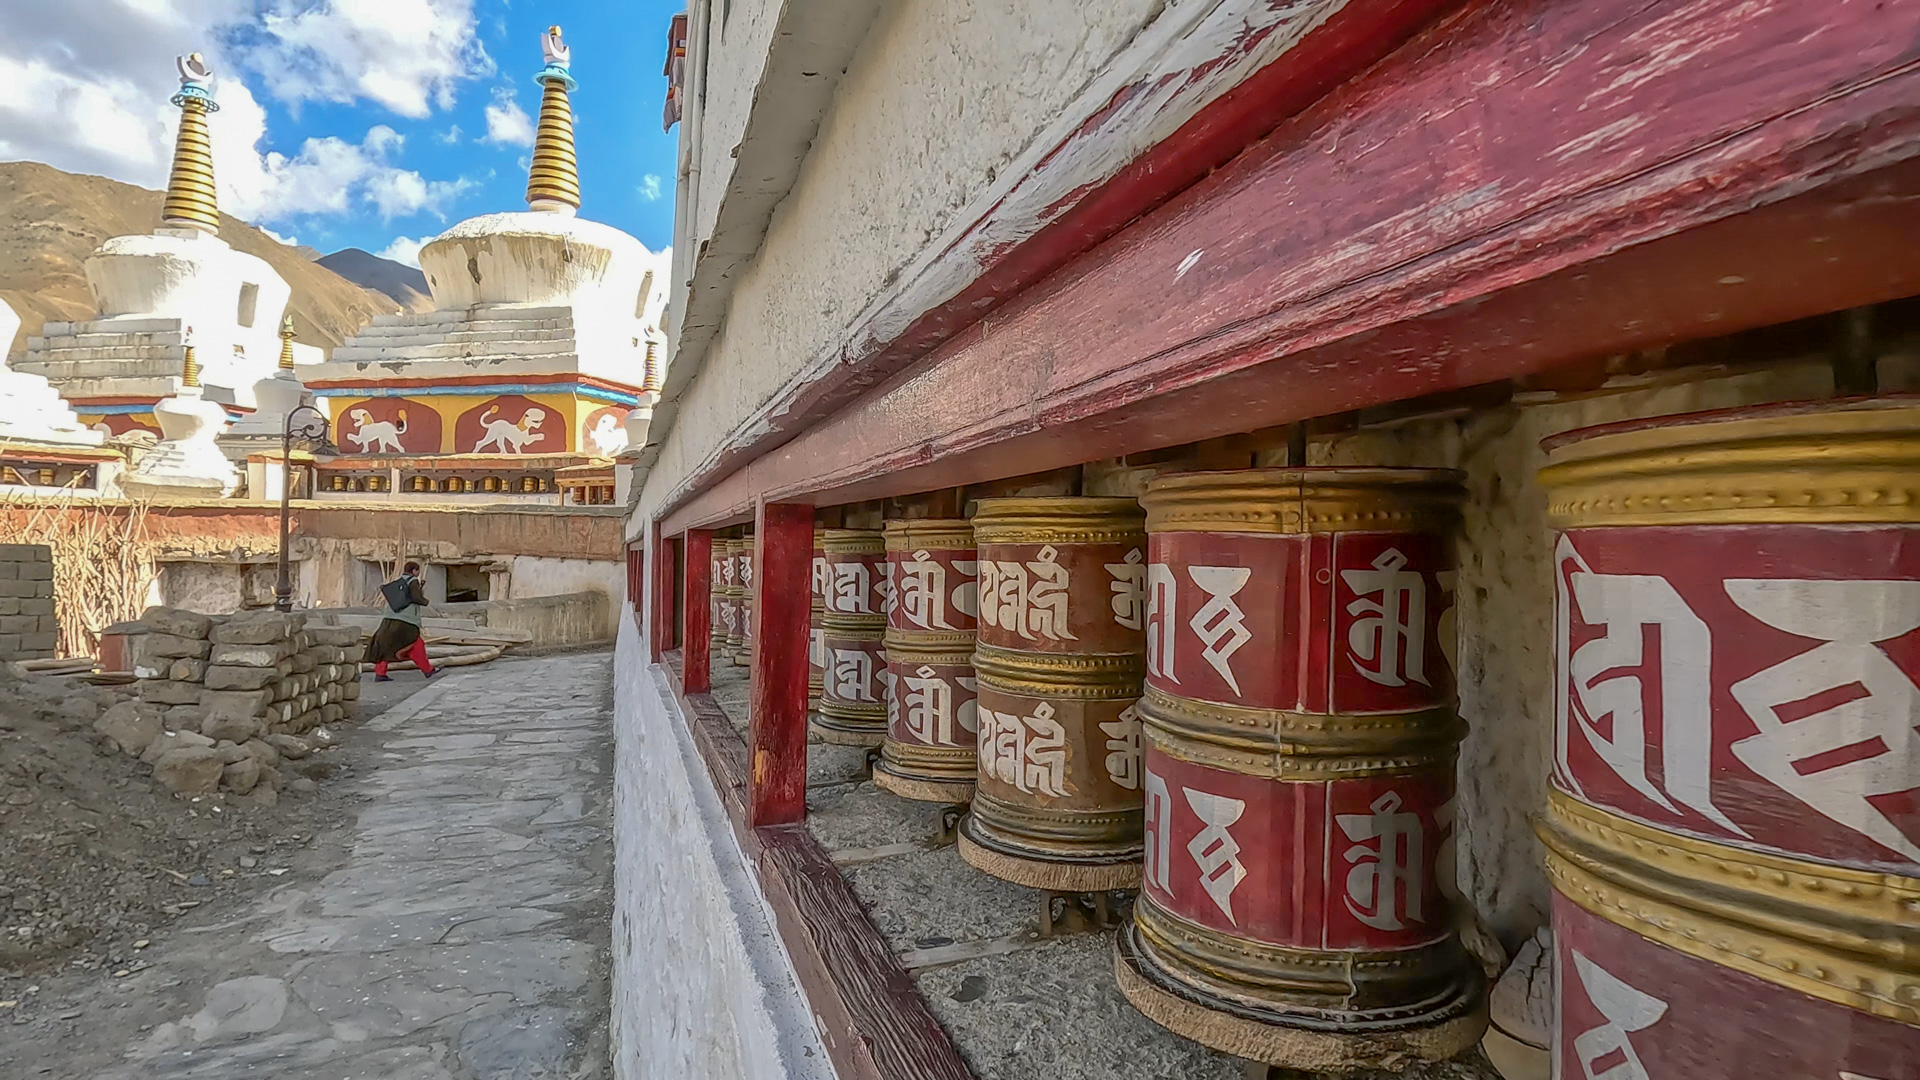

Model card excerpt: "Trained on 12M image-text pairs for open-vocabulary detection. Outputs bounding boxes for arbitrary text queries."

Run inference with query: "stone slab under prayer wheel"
[957,497,1148,892]
[1115,468,1485,1070]
[815,529,888,745]
[1535,399,1920,1079]
[808,529,826,709]
[875,519,980,803]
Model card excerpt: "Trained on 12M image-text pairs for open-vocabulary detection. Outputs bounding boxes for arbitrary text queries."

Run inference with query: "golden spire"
[525,26,581,214]
[641,339,662,393]
[162,54,221,234]
[278,314,297,371]
[181,326,201,388]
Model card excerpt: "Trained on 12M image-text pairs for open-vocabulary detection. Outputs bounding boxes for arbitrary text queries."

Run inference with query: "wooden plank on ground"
[755,824,975,1080]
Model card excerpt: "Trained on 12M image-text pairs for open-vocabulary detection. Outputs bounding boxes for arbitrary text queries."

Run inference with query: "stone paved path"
[91,652,614,1079]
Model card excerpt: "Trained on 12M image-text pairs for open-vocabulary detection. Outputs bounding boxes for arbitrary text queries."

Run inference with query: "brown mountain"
[318,247,434,313]
[0,160,400,357]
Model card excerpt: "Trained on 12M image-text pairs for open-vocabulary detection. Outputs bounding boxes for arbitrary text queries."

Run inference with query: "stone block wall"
[135,608,364,742]
[0,543,59,660]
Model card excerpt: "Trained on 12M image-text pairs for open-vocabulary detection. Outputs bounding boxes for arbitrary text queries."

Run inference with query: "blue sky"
[0,0,683,263]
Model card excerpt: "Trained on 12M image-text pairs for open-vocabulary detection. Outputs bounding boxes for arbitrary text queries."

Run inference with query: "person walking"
[366,561,437,681]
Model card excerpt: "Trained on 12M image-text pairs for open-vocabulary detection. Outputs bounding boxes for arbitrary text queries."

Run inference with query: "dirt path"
[0,652,614,1079]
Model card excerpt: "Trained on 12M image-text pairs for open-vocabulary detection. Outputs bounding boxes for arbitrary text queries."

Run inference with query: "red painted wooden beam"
[660,0,1920,533]
[747,503,814,827]
[682,529,714,694]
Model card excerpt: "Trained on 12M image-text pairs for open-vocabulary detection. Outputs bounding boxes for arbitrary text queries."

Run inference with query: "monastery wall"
[642,0,1166,520]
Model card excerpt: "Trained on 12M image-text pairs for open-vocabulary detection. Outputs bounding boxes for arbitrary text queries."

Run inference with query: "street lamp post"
[274,404,331,613]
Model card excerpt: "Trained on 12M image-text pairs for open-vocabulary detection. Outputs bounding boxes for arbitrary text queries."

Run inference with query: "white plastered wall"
[640,0,1166,520]
[610,611,835,1080]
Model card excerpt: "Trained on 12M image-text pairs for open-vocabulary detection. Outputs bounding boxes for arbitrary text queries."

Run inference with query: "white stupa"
[304,26,668,478]
[121,328,240,498]
[14,54,304,431]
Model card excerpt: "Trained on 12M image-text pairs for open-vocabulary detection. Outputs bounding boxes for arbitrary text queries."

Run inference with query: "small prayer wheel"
[957,497,1148,891]
[1115,468,1484,1070]
[875,519,980,803]
[808,529,827,709]
[1535,399,1920,1079]
[713,538,736,656]
[734,536,755,667]
[724,537,751,667]
[815,528,888,744]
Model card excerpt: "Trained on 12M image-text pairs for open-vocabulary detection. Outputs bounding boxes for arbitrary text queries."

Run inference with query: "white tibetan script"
[1342,547,1428,688]
[1725,578,1920,864]
[979,547,1076,641]
[1099,702,1142,790]
[829,561,874,614]
[830,648,876,701]
[1336,791,1425,932]
[1189,566,1253,695]
[978,701,1068,796]
[896,550,954,630]
[1143,766,1173,894]
[1185,789,1249,923]
[1570,951,1668,1080]
[1146,562,1179,683]
[1106,548,1148,630]
[1554,537,1745,837]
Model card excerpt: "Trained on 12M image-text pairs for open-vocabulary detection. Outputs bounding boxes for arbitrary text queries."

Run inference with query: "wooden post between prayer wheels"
[1535,399,1920,1080]
[748,503,813,827]
[957,497,1149,892]
[875,518,980,803]
[814,528,889,745]
[1115,468,1485,1070]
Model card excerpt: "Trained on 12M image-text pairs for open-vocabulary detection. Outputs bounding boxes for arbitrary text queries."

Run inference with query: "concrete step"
[330,341,581,363]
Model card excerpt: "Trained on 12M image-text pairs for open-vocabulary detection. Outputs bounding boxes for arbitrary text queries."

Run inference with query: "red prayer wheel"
[1535,399,1920,1079]
[815,529,887,744]
[875,519,980,803]
[1115,468,1485,1070]
[957,497,1149,891]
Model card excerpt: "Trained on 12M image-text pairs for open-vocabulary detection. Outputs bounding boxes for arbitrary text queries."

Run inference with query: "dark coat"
[364,577,429,663]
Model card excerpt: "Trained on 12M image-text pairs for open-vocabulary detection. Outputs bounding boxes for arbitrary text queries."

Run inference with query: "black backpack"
[380,577,416,612]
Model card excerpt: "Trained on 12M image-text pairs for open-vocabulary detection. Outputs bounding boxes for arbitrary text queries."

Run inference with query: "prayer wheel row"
[1533,399,1918,1080]
[716,537,752,667]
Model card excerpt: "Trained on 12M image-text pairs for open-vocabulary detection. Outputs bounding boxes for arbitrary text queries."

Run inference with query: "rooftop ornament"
[526,26,581,215]
[162,53,221,234]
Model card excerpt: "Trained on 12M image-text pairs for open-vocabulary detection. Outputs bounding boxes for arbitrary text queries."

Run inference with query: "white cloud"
[482,87,533,147]
[376,235,427,267]
[0,6,476,230]
[438,124,462,144]
[258,224,301,247]
[242,0,493,119]
[639,174,662,202]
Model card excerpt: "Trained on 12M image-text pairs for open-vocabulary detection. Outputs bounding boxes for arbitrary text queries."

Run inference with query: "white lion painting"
[472,404,547,454]
[345,408,407,454]
[587,412,629,456]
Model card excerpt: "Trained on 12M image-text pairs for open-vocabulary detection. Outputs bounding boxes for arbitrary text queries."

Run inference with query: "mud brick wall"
[0,544,59,660]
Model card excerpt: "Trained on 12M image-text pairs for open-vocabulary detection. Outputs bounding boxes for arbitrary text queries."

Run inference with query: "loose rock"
[93,703,163,757]
[152,747,225,794]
